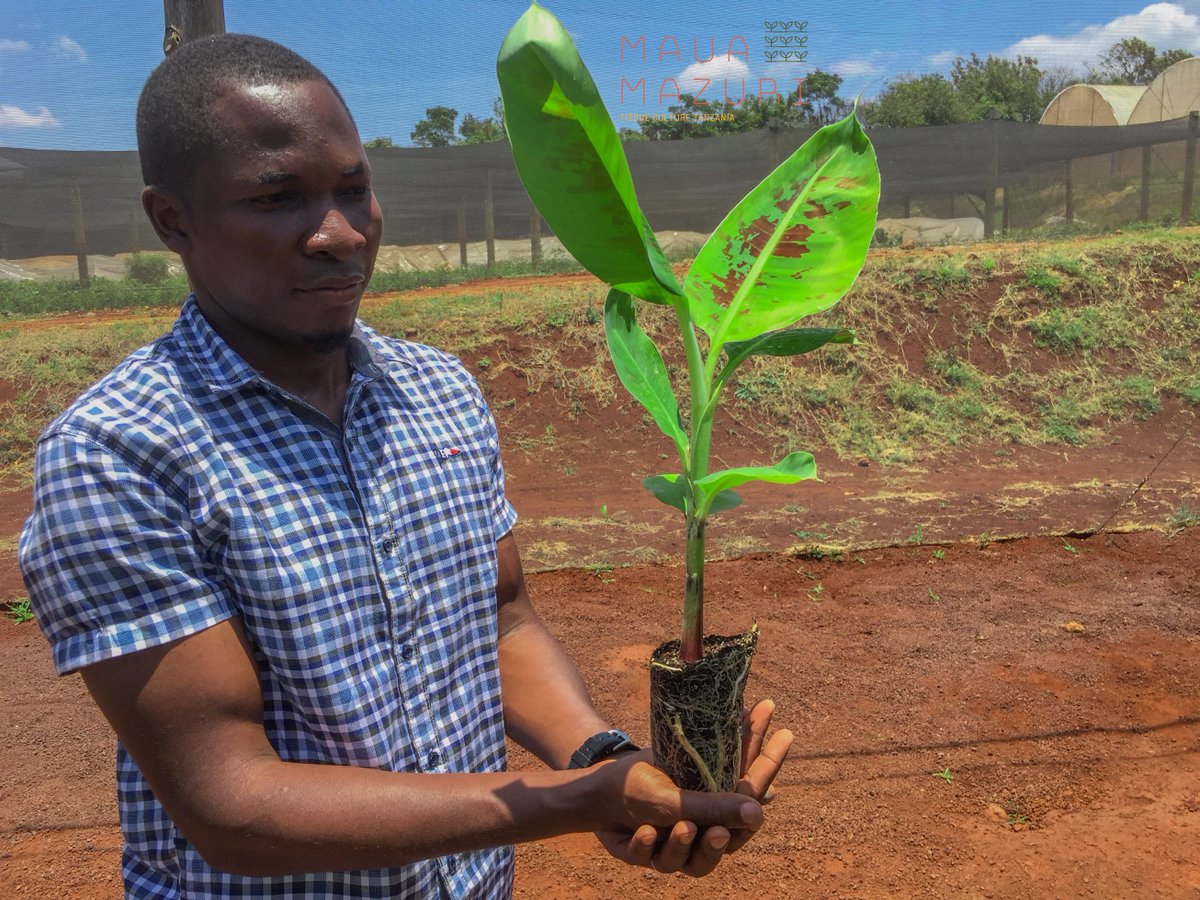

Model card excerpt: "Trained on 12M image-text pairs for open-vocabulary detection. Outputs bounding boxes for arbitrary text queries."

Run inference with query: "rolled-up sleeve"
[19,426,233,675]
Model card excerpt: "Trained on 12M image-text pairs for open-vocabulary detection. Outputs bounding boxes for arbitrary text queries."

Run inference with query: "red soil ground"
[1,276,1198,898]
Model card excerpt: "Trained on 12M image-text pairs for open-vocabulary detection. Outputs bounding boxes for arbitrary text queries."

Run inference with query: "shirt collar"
[175,294,391,394]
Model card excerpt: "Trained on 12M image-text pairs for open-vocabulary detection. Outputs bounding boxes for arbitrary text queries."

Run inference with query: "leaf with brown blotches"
[684,113,880,347]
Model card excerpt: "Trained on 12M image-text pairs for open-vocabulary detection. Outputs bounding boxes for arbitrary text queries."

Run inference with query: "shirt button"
[427,751,442,768]
[401,644,415,662]
[380,537,395,555]
[446,856,458,875]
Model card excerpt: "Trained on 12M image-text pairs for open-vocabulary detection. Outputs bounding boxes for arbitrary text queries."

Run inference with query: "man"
[19,34,791,898]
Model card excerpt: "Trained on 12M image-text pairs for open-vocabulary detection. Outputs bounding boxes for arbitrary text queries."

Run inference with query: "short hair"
[136,33,353,195]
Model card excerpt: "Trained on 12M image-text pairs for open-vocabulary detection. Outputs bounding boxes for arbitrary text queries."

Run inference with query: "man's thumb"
[678,791,764,829]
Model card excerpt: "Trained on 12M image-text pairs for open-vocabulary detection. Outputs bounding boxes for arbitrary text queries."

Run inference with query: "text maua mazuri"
[619,35,807,107]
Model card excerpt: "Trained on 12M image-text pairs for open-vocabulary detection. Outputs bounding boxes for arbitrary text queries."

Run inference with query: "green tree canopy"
[459,113,504,143]
[362,136,394,148]
[862,73,964,127]
[1093,37,1194,84]
[801,69,848,125]
[950,53,1047,122]
[410,99,506,147]
[410,106,459,147]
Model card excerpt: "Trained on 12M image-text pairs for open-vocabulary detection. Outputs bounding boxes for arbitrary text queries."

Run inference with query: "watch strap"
[567,729,640,769]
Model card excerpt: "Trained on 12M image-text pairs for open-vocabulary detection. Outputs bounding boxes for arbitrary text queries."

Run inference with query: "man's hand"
[595,698,793,875]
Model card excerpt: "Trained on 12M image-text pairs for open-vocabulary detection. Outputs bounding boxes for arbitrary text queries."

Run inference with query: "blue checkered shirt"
[19,295,518,898]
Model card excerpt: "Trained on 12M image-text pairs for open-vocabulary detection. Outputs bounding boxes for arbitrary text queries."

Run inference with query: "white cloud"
[678,55,752,89]
[926,50,961,68]
[1005,3,1200,70]
[0,38,31,54]
[830,58,880,77]
[0,104,61,128]
[52,35,87,62]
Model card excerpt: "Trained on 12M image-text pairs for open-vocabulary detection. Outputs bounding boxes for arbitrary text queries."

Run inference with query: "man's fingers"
[650,820,697,873]
[594,823,658,867]
[679,825,730,877]
[740,698,775,777]
[737,727,793,801]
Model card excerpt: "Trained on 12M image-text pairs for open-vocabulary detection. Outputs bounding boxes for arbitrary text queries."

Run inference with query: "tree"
[490,96,506,135]
[1095,37,1193,84]
[1039,65,1082,104]
[410,99,505,146]
[459,113,504,144]
[410,106,458,147]
[1156,47,1195,72]
[800,69,847,125]
[862,73,965,127]
[363,136,394,148]
[950,53,1046,122]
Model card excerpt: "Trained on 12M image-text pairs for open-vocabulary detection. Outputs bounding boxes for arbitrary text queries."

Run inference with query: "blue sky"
[2,1,1199,150]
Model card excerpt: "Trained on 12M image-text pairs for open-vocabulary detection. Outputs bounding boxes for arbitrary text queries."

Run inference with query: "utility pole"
[162,0,226,55]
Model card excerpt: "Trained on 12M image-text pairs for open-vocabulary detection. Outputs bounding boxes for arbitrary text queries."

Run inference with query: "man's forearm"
[498,608,614,768]
[200,756,608,876]
[494,532,618,768]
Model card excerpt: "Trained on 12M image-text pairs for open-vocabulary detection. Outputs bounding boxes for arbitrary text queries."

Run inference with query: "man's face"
[174,79,383,357]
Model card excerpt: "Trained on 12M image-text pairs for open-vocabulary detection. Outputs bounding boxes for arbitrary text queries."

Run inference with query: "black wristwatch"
[567,729,640,769]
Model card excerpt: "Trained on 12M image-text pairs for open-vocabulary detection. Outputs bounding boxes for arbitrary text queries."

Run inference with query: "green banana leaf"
[604,289,687,455]
[694,452,817,516]
[720,327,856,381]
[685,112,880,346]
[644,474,743,515]
[497,3,681,303]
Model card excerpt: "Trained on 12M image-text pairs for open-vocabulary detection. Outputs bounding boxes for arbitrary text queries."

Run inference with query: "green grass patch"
[1023,265,1062,298]
[1027,306,1117,352]
[1112,375,1160,420]
[367,256,583,294]
[0,275,190,318]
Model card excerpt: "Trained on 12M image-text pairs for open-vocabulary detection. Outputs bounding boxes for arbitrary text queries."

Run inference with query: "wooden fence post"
[162,0,225,54]
[767,119,781,171]
[902,196,911,218]
[1001,185,1010,236]
[1140,144,1153,221]
[483,169,496,271]
[0,224,8,259]
[1182,111,1198,225]
[72,181,90,286]
[1064,159,1074,223]
[130,204,142,253]
[457,201,468,269]
[984,114,1000,238]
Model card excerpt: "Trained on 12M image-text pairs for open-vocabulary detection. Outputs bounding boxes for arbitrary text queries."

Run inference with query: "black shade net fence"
[1,115,1196,265]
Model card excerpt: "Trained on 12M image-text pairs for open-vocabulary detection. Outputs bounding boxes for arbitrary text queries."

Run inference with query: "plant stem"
[681,516,706,661]
[674,299,713,664]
